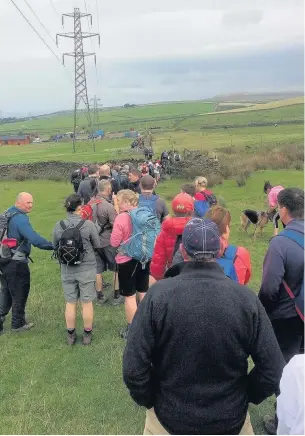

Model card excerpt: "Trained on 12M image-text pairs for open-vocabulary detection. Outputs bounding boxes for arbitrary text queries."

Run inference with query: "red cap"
[172,193,194,214]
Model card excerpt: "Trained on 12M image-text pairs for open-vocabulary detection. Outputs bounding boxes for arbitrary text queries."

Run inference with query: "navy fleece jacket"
[259,219,304,320]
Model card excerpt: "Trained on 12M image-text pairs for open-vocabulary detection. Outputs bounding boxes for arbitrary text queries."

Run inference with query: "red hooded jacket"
[150,216,191,280]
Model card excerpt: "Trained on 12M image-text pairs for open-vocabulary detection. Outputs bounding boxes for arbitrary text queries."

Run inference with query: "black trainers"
[263,415,277,435]
[12,323,34,332]
[120,324,130,340]
[111,294,125,306]
[67,330,77,346]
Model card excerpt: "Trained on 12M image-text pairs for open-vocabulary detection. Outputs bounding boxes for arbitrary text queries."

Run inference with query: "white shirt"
[277,354,304,435]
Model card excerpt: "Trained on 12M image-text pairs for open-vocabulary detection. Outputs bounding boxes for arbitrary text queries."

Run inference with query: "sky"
[0,0,303,116]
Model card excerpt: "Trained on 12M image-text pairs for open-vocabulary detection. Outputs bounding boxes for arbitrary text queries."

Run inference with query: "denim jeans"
[0,260,30,330]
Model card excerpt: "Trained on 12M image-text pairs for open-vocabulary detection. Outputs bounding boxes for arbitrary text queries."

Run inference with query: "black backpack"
[56,220,85,266]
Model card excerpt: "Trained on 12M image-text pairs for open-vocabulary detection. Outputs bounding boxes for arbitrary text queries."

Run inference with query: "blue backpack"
[217,245,238,282]
[120,207,161,267]
[278,229,304,321]
[194,191,217,218]
[138,194,158,215]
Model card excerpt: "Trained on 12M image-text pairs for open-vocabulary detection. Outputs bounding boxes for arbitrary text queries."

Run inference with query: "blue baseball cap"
[182,218,220,260]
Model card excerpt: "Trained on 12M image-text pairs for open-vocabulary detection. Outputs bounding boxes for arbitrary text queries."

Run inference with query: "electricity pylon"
[90,95,103,130]
[56,8,100,152]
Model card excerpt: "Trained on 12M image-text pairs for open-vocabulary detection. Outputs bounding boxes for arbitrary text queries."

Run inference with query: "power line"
[23,0,57,44]
[50,0,60,17]
[10,0,62,65]
[83,0,99,93]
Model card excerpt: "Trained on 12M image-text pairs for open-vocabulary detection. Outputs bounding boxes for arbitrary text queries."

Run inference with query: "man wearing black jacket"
[121,168,142,194]
[123,218,285,435]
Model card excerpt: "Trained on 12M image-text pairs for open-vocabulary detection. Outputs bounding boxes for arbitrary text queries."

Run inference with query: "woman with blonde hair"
[205,205,252,285]
[111,190,151,339]
[194,176,217,217]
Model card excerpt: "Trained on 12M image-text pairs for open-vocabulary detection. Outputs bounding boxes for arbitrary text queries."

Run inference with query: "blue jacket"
[7,206,53,261]
[259,219,304,320]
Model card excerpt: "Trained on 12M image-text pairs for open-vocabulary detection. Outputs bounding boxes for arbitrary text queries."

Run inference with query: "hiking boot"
[120,324,130,340]
[11,323,34,332]
[67,331,77,346]
[82,331,92,345]
[263,415,277,435]
[111,294,125,306]
[96,293,109,305]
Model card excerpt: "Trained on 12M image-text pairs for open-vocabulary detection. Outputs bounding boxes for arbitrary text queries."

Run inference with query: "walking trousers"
[143,408,254,435]
[271,316,304,363]
[0,260,30,330]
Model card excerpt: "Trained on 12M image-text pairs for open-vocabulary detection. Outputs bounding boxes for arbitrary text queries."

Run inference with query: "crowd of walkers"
[0,162,304,435]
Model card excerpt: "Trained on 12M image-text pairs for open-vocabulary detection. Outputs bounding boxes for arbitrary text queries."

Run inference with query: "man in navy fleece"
[0,192,53,333]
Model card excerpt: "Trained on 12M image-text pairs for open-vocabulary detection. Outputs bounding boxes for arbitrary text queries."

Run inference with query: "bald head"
[16,192,33,213]
[99,164,111,177]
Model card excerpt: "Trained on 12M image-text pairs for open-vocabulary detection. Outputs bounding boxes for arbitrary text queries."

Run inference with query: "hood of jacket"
[161,216,191,236]
[286,219,304,234]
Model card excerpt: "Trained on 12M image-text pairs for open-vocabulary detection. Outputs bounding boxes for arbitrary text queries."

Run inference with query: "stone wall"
[0,159,143,181]
[170,151,220,178]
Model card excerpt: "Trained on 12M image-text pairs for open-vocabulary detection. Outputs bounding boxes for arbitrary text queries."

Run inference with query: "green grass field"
[0,124,303,165]
[0,170,303,434]
[0,102,215,135]
[0,99,303,137]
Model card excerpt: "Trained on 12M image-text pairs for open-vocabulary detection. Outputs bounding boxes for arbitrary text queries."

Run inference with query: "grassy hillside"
[0,170,303,434]
[208,96,304,114]
[0,102,214,135]
[179,102,304,130]
[0,98,303,137]
[0,124,303,164]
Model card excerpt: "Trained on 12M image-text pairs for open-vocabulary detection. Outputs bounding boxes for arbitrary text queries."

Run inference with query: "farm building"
[0,135,31,145]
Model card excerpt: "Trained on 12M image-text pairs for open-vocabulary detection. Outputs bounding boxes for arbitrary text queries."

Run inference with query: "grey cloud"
[0,0,303,115]
[222,10,264,27]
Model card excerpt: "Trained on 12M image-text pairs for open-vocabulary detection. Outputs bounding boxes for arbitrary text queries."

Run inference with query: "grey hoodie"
[52,213,101,272]
[259,219,304,320]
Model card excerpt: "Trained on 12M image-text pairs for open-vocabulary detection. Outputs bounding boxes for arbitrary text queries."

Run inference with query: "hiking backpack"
[0,211,20,260]
[80,198,103,221]
[120,207,161,266]
[81,166,88,179]
[278,229,304,321]
[138,194,158,215]
[194,190,217,217]
[56,220,85,266]
[216,245,239,282]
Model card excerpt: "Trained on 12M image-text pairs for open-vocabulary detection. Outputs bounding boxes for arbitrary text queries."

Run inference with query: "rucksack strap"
[60,220,85,232]
[60,221,67,231]
[173,235,182,256]
[283,280,304,322]
[74,220,86,232]
[223,245,238,261]
[278,229,304,249]
[88,198,103,207]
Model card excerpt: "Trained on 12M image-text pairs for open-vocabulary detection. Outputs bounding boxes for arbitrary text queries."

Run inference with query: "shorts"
[118,259,150,297]
[61,267,96,303]
[95,246,117,274]
[272,211,286,230]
